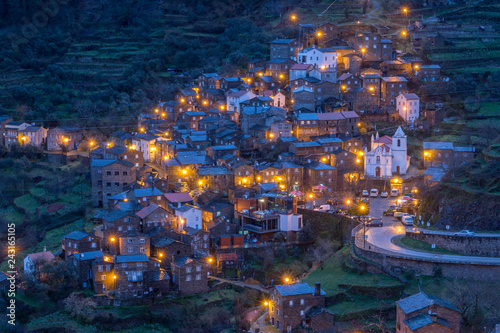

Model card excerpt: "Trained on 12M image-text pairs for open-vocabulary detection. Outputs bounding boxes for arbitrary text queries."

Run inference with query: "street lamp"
[291,14,297,21]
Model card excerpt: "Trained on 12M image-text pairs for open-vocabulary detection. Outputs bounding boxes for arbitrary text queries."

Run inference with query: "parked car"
[366,219,383,227]
[380,191,388,198]
[404,192,413,198]
[402,216,414,226]
[391,189,399,197]
[370,189,379,197]
[394,212,405,219]
[383,207,396,216]
[359,197,370,204]
[362,190,369,197]
[454,230,475,237]
[315,204,332,212]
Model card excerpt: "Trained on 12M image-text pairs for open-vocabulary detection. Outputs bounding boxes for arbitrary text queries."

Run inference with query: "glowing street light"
[401,31,407,36]
[182,169,187,175]
[269,133,274,138]
[220,105,225,110]
[198,180,203,186]
[291,14,297,21]
[285,277,290,283]
[63,138,69,143]
[402,7,408,14]
[279,74,284,79]
[203,100,208,105]
[264,301,269,306]
[159,253,163,257]
[342,85,347,90]
[180,98,185,103]
[424,152,428,156]
[113,275,117,279]
[140,127,145,132]
[309,194,313,199]
[357,122,361,126]
[317,32,322,37]
[90,141,94,146]
[361,48,366,54]
[356,159,360,163]
[155,108,159,113]
[110,237,115,242]
[346,200,351,205]
[369,86,374,91]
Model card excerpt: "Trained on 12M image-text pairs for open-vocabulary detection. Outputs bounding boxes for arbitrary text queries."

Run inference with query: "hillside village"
[1,4,500,333]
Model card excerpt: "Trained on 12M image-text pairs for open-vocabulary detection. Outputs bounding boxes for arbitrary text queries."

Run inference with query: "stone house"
[151,234,192,269]
[396,292,460,333]
[289,64,313,81]
[119,233,150,256]
[102,209,142,254]
[176,111,206,130]
[330,149,361,174]
[158,101,194,121]
[19,126,47,147]
[0,115,13,146]
[198,72,220,89]
[304,162,337,190]
[196,166,234,195]
[136,203,171,233]
[4,121,29,149]
[344,137,364,154]
[68,250,105,289]
[265,59,296,81]
[113,254,151,299]
[47,126,85,151]
[233,164,255,187]
[354,32,392,61]
[221,77,244,90]
[423,142,475,168]
[90,159,136,208]
[131,133,157,162]
[92,254,115,294]
[380,59,413,77]
[183,227,210,258]
[416,65,441,82]
[61,230,101,261]
[381,77,408,105]
[201,201,234,229]
[292,86,315,112]
[216,252,240,270]
[267,283,333,332]
[164,192,195,213]
[270,39,300,60]
[289,141,323,156]
[171,256,209,295]
[313,81,340,105]
[174,88,198,104]
[173,204,203,232]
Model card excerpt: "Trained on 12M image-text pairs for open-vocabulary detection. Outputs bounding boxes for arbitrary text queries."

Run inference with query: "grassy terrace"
[303,248,401,296]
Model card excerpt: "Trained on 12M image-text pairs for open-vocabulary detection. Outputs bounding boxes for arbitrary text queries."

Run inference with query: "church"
[364,126,410,177]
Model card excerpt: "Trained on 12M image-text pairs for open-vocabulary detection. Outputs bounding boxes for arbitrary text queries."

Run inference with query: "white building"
[364,126,410,177]
[131,133,157,162]
[297,47,337,70]
[279,213,303,231]
[23,249,55,278]
[174,204,202,231]
[226,90,256,114]
[396,93,420,123]
[272,91,286,108]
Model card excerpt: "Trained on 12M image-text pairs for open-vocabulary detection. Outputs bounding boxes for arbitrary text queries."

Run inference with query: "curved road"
[357,197,500,265]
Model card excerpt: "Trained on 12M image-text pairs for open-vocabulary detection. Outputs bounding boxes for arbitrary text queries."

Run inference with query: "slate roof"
[404,313,453,331]
[133,187,163,197]
[152,237,177,247]
[337,73,352,81]
[305,306,334,318]
[62,230,90,241]
[197,167,232,175]
[420,64,441,69]
[133,133,157,141]
[201,202,231,213]
[115,254,149,263]
[175,204,200,213]
[91,159,116,167]
[292,86,314,94]
[381,76,407,82]
[172,256,194,267]
[183,227,204,235]
[304,162,335,170]
[103,209,137,222]
[73,251,104,261]
[266,58,294,64]
[275,283,326,296]
[136,202,161,219]
[24,126,43,132]
[400,93,419,100]
[106,146,129,155]
[396,292,459,314]
[296,113,318,121]
[316,138,343,144]
[290,64,312,70]
[270,38,296,44]
[318,113,346,121]
[291,141,322,148]
[258,182,278,191]
[453,146,474,152]
[164,192,193,203]
[423,142,454,150]
[424,167,447,182]
[183,111,206,116]
[209,144,238,151]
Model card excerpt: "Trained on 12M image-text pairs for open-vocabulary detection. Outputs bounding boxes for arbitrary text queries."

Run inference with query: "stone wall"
[406,231,500,257]
[354,245,500,280]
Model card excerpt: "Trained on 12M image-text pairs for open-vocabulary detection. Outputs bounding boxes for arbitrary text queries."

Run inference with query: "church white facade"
[364,126,410,177]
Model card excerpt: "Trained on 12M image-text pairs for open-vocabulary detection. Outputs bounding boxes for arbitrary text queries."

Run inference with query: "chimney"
[43,246,46,252]
[314,282,321,296]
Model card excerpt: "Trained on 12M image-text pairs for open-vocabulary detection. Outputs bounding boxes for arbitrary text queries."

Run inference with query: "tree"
[63,292,97,322]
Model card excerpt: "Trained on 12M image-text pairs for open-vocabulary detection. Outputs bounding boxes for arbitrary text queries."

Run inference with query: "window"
[186,267,191,273]
[101,275,106,280]
[122,263,127,268]
[115,171,119,176]
[289,300,293,306]
[106,171,111,176]
[186,275,191,281]
[196,274,201,280]
[397,139,401,147]
[300,299,304,305]
[98,265,103,272]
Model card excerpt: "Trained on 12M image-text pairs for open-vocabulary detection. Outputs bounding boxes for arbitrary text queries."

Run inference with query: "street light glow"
[182,169,187,175]
[110,237,115,242]
[291,15,296,20]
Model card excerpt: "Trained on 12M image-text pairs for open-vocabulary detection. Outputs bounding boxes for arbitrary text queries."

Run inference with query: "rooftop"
[423,142,454,150]
[115,254,149,263]
[62,230,90,241]
[275,283,326,297]
[396,292,459,314]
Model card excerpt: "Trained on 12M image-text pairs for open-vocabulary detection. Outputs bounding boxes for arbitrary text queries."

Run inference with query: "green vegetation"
[392,236,462,255]
[303,248,402,296]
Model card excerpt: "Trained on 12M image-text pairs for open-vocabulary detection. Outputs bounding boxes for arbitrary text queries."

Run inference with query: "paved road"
[356,197,500,264]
